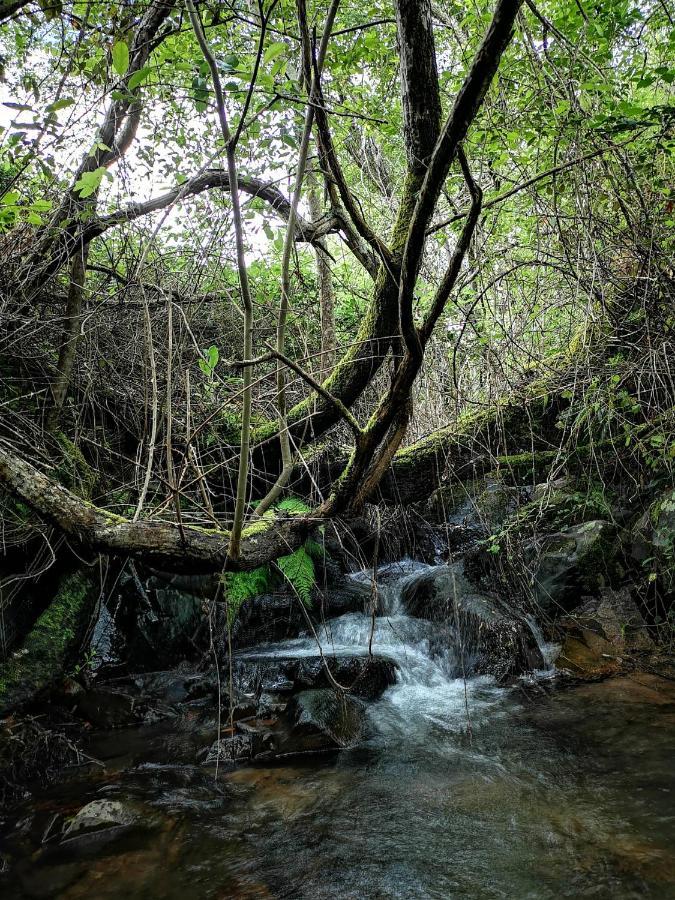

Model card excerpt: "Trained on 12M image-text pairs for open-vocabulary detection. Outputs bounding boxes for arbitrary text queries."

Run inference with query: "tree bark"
[45,242,89,432]
[0,446,311,572]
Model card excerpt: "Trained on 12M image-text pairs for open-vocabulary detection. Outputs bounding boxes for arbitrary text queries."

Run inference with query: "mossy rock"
[533,520,622,614]
[0,570,98,714]
[631,488,675,596]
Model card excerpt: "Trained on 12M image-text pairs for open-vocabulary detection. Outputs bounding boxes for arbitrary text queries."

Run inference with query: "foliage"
[222,565,272,626]
[276,545,316,608]
[223,502,322,623]
[275,497,311,515]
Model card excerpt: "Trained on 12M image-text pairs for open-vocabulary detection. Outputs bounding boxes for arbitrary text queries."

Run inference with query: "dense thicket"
[0,0,673,663]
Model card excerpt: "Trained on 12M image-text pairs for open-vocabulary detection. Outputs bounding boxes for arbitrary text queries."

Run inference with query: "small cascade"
[238,558,520,745]
[524,614,561,674]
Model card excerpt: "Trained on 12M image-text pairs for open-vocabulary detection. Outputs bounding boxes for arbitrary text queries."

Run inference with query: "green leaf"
[73,167,106,199]
[275,497,310,514]
[264,42,287,64]
[46,97,74,112]
[223,566,272,624]
[112,41,130,77]
[128,66,151,90]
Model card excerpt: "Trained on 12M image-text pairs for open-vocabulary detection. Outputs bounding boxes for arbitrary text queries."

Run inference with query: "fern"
[222,532,320,625]
[223,565,272,625]
[277,546,315,607]
[304,538,326,562]
[275,496,311,515]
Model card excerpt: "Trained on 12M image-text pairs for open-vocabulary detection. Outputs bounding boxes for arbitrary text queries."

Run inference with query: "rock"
[231,592,304,648]
[0,570,99,715]
[204,723,276,764]
[113,566,205,668]
[63,799,141,837]
[76,687,145,728]
[319,578,372,618]
[532,520,622,614]
[230,578,372,650]
[401,561,475,620]
[557,587,654,679]
[282,689,366,753]
[232,653,397,701]
[529,477,571,503]
[441,594,543,681]
[204,733,254,765]
[400,563,543,680]
[631,489,675,596]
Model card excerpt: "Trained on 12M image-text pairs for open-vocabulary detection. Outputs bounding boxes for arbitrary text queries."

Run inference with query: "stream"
[1,560,674,899]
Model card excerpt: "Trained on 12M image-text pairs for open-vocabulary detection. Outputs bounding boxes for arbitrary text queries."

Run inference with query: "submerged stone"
[283,689,366,752]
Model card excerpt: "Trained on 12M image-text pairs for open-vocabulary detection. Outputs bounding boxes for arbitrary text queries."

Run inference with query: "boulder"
[63,799,142,837]
[631,489,675,597]
[57,798,166,853]
[438,594,543,682]
[532,520,622,614]
[426,477,522,543]
[204,727,275,765]
[230,578,372,649]
[0,570,99,715]
[231,592,303,647]
[557,587,655,679]
[400,563,544,680]
[113,566,205,668]
[319,577,372,617]
[401,562,475,620]
[232,653,397,701]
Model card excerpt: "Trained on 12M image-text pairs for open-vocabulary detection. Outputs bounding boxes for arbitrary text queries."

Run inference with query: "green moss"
[54,431,95,499]
[241,519,272,538]
[0,570,96,714]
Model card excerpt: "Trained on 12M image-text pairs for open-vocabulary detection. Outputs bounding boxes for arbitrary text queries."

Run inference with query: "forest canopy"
[0,0,673,573]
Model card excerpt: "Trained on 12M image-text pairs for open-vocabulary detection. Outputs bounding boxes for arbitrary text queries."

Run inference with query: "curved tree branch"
[0,444,312,572]
[88,170,337,245]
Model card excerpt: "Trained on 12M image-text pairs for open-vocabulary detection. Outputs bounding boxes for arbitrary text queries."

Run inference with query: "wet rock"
[204,728,275,765]
[113,566,205,669]
[439,595,543,681]
[426,477,521,543]
[631,489,675,596]
[532,520,622,614]
[319,578,372,618]
[400,564,543,680]
[401,561,475,620]
[557,587,654,679]
[231,593,304,648]
[257,691,289,717]
[75,687,146,728]
[281,689,366,753]
[63,799,142,838]
[232,653,397,700]
[231,578,374,651]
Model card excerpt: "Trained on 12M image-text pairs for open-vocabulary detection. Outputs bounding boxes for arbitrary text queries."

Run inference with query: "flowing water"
[1,561,674,899]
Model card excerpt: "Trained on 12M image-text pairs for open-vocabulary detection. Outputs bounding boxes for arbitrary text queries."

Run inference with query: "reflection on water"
[1,563,674,899]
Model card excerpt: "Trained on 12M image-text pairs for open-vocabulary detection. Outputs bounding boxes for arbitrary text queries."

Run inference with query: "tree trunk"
[46,242,89,432]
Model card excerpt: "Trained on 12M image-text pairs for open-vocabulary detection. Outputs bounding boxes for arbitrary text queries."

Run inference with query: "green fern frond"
[276,546,315,607]
[223,565,272,624]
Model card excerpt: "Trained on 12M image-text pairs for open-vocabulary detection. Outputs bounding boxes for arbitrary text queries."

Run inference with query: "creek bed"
[1,563,674,899]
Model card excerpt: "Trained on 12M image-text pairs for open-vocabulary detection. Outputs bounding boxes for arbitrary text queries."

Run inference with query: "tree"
[0,0,673,574]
